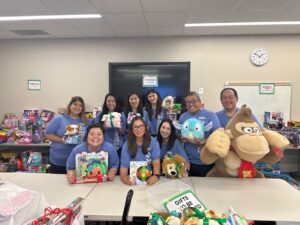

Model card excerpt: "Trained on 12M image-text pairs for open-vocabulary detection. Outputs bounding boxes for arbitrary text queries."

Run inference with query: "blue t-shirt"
[178,109,220,165]
[45,114,85,166]
[120,137,160,168]
[159,139,189,162]
[147,108,167,136]
[66,141,119,170]
[95,112,127,149]
[216,108,262,128]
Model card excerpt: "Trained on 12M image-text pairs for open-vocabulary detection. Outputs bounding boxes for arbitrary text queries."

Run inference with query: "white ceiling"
[0,0,300,39]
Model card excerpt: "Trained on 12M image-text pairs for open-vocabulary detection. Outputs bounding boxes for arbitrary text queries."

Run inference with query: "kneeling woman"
[120,117,160,185]
[66,123,119,183]
[157,118,190,172]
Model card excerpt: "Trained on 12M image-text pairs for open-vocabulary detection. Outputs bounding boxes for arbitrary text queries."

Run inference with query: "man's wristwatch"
[153,174,160,180]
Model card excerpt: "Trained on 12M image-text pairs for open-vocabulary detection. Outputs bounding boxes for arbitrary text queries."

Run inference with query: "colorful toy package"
[23,109,39,123]
[130,161,152,185]
[2,113,19,130]
[75,151,108,183]
[39,110,55,129]
[64,124,80,144]
[21,151,49,173]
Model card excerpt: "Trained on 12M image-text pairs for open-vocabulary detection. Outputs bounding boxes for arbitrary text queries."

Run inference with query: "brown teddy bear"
[162,153,188,178]
[200,105,290,178]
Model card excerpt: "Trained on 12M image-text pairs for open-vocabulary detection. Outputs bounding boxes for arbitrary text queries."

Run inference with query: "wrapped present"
[101,112,122,128]
[74,151,108,184]
[27,197,84,225]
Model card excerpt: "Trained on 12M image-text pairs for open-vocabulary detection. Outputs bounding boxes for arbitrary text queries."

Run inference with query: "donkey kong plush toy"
[200,105,289,178]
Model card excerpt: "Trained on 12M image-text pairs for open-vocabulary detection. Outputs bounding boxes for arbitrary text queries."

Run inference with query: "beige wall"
[0,35,299,121]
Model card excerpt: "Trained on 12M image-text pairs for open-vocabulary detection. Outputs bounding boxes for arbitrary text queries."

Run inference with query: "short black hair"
[83,123,105,142]
[220,88,238,100]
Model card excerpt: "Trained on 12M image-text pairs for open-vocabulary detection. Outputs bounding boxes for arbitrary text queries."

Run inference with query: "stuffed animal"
[162,153,188,178]
[65,125,79,136]
[200,105,290,178]
[162,96,174,110]
[101,112,121,128]
[174,119,212,141]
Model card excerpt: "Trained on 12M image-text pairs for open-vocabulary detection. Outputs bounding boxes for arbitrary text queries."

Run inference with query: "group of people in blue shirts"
[45,88,260,185]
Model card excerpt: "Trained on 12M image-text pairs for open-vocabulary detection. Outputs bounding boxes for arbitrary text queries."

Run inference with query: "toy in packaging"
[15,130,32,144]
[74,151,108,183]
[39,110,55,128]
[0,131,7,143]
[2,113,19,130]
[85,112,93,124]
[23,109,39,123]
[93,106,102,119]
[264,111,284,129]
[130,161,152,185]
[127,112,141,125]
[0,151,18,172]
[64,125,80,144]
[21,151,49,173]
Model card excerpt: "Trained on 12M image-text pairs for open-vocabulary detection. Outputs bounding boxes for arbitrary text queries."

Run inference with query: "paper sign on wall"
[162,189,206,212]
[259,83,275,94]
[28,80,41,90]
[143,75,158,87]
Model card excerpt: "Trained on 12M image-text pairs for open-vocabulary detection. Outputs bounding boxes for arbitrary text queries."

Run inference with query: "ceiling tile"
[0,0,52,16]
[44,28,83,38]
[214,26,253,35]
[186,10,231,23]
[148,26,183,36]
[40,0,97,14]
[145,12,185,27]
[283,0,300,10]
[188,0,240,11]
[250,25,288,34]
[141,0,189,12]
[270,9,300,21]
[183,27,216,35]
[68,18,108,29]
[89,0,142,13]
[228,10,277,22]
[237,0,290,10]
[114,27,148,37]
[104,13,146,27]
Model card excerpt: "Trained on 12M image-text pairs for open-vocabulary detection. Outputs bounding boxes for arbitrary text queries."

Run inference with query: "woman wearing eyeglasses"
[120,116,160,185]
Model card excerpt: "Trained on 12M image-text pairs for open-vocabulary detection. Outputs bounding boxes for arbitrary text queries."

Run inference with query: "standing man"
[216,88,261,128]
[178,91,220,177]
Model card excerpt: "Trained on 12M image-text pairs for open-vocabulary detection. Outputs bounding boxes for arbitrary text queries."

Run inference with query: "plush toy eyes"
[252,127,260,133]
[194,123,201,131]
[183,123,189,130]
[242,127,253,134]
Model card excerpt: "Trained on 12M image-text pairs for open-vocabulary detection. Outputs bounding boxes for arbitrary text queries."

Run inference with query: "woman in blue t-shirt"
[144,89,166,137]
[66,123,119,184]
[120,117,160,186]
[96,93,126,151]
[157,118,190,171]
[45,96,86,174]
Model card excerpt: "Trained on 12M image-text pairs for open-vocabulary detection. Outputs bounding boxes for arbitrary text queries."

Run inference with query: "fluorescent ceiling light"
[185,21,300,27]
[0,14,101,21]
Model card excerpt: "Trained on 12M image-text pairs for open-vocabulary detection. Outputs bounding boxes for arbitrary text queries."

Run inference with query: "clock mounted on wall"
[250,48,268,66]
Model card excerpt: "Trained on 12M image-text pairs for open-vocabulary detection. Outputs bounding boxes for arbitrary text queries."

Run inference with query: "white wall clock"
[250,48,268,66]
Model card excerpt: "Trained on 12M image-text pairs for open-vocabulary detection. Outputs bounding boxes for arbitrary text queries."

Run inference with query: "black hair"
[157,118,177,151]
[83,123,105,142]
[125,92,144,117]
[98,93,122,124]
[145,89,162,120]
[220,88,238,100]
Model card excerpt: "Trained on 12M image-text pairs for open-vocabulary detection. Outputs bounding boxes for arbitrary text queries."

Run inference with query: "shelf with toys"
[0,110,55,173]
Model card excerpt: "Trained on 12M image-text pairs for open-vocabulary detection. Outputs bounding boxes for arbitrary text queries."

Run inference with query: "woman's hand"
[108,168,117,181]
[120,175,133,185]
[67,171,75,184]
[146,175,159,186]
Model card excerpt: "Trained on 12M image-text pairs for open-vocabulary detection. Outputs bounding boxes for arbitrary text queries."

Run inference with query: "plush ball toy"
[162,153,188,178]
[200,105,290,178]
[101,112,121,128]
[173,119,212,141]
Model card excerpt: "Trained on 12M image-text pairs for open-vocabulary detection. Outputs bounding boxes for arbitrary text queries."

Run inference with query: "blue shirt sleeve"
[104,142,120,169]
[66,145,81,170]
[210,112,221,134]
[120,141,131,168]
[151,138,161,161]
[45,115,62,136]
[174,140,189,163]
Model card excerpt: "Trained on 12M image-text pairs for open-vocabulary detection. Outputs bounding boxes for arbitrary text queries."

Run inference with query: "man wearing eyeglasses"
[216,88,261,128]
[178,91,220,177]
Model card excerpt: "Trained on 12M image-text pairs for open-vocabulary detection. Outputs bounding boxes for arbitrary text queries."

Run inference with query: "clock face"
[250,48,268,66]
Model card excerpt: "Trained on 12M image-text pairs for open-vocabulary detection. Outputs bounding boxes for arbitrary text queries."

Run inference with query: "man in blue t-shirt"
[178,91,220,177]
[216,88,261,128]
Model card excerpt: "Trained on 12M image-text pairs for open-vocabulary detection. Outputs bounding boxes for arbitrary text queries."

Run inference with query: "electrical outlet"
[198,88,204,95]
